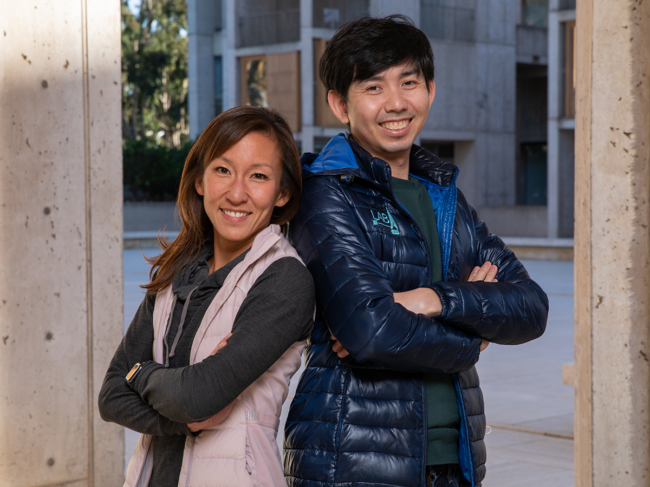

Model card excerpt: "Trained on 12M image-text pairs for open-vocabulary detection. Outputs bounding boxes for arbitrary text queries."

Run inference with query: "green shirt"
[392,176,460,466]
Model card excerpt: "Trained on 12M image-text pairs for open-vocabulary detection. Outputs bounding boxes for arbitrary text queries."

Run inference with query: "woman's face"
[195,131,289,255]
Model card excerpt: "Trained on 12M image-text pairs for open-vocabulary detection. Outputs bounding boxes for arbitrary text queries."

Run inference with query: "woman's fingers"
[331,335,350,358]
[209,333,233,356]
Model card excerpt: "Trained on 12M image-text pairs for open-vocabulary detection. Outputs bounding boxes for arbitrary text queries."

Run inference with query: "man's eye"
[367,85,380,92]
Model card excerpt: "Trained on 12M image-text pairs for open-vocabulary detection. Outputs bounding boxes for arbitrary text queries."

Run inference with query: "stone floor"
[121,250,575,486]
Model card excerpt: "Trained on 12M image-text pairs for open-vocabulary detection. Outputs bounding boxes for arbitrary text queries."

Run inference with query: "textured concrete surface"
[121,252,575,485]
[574,1,650,485]
[0,2,123,485]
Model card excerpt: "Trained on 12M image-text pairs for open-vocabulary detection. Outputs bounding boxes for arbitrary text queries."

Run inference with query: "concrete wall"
[477,205,548,237]
[422,0,519,210]
[0,1,123,485]
[574,0,650,484]
[124,201,180,232]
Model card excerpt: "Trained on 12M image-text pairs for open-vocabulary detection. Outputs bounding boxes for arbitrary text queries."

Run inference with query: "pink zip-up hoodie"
[124,225,309,487]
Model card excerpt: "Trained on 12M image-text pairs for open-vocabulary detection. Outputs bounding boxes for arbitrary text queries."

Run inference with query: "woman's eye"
[215,166,229,174]
[251,173,269,180]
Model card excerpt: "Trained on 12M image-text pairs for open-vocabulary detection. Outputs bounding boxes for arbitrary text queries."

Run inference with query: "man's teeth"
[223,210,249,217]
[381,120,409,130]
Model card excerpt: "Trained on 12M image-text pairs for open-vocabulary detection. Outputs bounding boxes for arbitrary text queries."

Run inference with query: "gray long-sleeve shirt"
[98,247,315,486]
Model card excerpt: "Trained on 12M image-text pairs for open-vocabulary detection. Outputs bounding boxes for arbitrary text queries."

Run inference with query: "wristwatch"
[126,362,143,385]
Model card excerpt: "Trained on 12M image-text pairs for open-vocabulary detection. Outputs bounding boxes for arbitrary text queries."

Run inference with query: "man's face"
[328,62,435,164]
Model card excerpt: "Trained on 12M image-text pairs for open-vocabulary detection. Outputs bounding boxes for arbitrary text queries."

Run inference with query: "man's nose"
[384,88,408,113]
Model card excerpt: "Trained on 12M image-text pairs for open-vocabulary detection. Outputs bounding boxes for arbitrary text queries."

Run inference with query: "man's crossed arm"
[331,262,498,359]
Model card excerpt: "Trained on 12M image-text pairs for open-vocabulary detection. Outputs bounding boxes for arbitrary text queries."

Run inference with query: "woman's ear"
[275,189,291,208]
[195,175,204,196]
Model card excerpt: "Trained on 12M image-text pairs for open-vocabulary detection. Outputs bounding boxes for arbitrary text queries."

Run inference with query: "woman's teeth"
[222,210,249,217]
[381,120,409,130]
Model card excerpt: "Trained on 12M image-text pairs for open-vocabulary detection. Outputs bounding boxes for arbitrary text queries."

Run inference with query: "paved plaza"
[122,249,575,486]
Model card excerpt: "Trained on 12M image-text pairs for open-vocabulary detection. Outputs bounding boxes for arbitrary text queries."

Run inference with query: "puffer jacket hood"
[283,134,549,487]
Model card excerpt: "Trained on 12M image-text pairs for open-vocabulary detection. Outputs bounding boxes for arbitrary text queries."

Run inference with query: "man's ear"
[428,80,436,108]
[327,90,350,125]
[195,176,204,196]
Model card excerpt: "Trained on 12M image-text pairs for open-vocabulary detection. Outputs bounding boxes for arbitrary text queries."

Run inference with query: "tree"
[121,0,189,148]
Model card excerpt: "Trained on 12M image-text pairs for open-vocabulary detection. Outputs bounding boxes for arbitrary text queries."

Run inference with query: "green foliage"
[121,0,189,147]
[123,138,192,201]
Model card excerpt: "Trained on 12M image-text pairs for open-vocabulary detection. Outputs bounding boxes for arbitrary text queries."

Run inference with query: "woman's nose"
[226,177,248,202]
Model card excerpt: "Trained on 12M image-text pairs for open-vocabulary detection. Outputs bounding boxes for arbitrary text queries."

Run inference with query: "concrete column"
[0,1,123,486]
[223,0,239,111]
[299,0,314,153]
[188,0,221,139]
[574,0,650,485]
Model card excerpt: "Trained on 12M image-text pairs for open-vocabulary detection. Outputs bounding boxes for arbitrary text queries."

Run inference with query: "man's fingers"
[480,339,490,351]
[472,262,491,282]
[467,266,480,282]
[485,265,498,282]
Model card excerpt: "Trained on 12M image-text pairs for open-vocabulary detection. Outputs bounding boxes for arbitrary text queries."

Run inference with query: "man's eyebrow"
[357,68,421,84]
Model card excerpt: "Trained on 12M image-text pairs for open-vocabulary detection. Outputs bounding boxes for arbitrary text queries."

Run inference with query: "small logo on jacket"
[371,208,400,235]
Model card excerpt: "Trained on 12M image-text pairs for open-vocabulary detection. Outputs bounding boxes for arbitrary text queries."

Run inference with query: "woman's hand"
[187,333,235,432]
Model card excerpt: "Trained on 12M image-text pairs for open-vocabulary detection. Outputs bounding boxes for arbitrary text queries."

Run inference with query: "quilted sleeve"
[290,176,482,374]
[430,194,549,345]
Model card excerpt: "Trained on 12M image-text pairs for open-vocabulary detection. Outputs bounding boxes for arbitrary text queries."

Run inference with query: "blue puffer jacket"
[283,134,548,487]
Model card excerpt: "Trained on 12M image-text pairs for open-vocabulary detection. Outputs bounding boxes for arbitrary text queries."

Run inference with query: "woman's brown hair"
[143,106,302,295]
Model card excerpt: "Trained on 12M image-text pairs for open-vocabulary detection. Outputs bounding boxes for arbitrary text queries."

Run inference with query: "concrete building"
[187,0,571,241]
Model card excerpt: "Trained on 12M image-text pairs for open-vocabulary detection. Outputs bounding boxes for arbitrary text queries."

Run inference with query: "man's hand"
[468,261,498,283]
[469,262,498,352]
[330,262,499,358]
[187,333,234,432]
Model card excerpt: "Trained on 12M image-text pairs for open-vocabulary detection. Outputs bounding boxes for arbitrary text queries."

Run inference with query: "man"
[283,16,548,487]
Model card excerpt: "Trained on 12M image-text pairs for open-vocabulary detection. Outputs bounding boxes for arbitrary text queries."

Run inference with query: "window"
[312,0,369,29]
[237,0,300,48]
[563,21,576,119]
[521,143,547,205]
[313,39,347,128]
[522,0,548,28]
[241,55,268,108]
[420,0,476,42]
[214,56,223,116]
[239,52,301,132]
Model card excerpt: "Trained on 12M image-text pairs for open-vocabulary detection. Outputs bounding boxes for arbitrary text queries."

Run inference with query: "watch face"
[126,363,142,382]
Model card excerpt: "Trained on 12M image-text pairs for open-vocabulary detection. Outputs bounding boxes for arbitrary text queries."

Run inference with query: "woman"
[99,106,315,487]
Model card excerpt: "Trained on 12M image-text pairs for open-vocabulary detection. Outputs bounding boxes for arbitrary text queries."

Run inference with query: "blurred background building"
[183,0,576,241]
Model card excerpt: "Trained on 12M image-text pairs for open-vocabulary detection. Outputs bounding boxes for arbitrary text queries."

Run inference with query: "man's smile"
[378,118,412,131]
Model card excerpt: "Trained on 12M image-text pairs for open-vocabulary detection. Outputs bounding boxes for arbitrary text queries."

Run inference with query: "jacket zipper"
[453,374,475,487]
[184,437,196,487]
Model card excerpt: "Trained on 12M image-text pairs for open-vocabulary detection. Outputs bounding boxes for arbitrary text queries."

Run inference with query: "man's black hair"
[319,15,434,102]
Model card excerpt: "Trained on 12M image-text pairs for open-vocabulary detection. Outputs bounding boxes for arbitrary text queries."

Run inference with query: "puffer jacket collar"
[303,133,459,189]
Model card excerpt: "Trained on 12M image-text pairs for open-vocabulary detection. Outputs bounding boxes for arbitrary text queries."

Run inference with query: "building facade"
[188,0,574,239]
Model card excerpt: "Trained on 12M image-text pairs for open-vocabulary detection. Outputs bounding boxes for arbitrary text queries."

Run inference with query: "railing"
[237,8,300,48]
[312,0,369,29]
[420,4,476,43]
[558,0,576,10]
